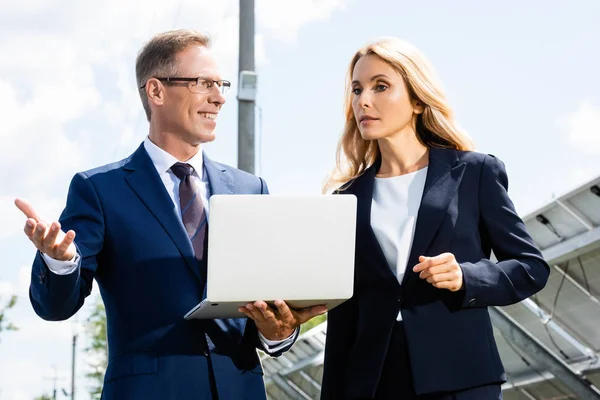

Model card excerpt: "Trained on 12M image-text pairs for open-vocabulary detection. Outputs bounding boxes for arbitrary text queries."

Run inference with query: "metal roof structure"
[262,175,600,400]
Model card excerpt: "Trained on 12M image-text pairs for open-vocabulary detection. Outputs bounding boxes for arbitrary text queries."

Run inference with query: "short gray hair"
[136,29,211,121]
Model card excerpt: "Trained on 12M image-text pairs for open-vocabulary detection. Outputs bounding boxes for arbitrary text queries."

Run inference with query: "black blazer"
[321,147,549,399]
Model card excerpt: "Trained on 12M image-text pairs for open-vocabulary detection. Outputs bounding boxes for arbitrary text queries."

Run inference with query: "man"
[15,29,325,399]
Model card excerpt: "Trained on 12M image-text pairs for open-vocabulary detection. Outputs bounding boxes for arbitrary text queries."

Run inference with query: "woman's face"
[351,55,422,141]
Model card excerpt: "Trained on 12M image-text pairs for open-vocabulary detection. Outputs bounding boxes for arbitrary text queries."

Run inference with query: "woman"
[320,38,549,400]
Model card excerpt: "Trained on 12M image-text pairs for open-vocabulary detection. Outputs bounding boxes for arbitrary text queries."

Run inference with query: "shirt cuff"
[258,327,299,354]
[41,252,80,275]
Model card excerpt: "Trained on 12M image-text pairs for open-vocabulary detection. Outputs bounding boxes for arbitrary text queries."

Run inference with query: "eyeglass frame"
[140,77,231,94]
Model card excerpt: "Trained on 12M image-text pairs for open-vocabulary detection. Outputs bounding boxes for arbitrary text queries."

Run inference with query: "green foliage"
[85,297,108,400]
[300,313,327,335]
[0,295,18,341]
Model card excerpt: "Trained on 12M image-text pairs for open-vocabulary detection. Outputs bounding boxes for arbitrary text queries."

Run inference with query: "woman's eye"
[374,84,388,92]
[352,88,362,95]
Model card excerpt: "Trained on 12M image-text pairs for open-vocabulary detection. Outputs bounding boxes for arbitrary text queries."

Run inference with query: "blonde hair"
[136,29,211,121]
[323,38,474,193]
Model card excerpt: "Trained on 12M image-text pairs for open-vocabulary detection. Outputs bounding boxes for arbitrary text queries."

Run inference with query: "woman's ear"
[413,99,424,115]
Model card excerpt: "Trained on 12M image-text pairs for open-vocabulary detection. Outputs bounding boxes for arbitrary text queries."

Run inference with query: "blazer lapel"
[349,160,399,284]
[123,144,202,283]
[203,153,235,196]
[403,147,466,285]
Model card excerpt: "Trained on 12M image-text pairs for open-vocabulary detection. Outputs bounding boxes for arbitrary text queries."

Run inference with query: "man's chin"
[191,131,216,145]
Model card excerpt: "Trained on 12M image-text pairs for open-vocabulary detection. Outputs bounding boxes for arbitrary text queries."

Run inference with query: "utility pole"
[71,333,77,400]
[44,365,59,400]
[237,0,256,173]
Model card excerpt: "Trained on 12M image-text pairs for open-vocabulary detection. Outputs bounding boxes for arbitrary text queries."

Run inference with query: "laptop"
[184,194,357,320]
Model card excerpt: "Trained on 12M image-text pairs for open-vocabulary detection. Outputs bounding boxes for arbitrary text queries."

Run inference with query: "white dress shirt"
[371,167,428,321]
[42,136,295,352]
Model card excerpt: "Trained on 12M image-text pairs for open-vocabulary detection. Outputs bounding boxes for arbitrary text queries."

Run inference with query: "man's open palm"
[15,198,76,261]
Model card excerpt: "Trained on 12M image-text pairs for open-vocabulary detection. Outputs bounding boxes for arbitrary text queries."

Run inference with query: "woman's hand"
[413,253,464,292]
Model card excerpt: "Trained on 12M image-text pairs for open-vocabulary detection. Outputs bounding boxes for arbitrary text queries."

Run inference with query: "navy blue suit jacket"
[29,144,286,400]
[321,147,549,399]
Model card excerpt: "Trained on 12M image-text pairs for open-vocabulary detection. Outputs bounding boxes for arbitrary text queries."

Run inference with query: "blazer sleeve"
[459,154,550,308]
[29,172,104,321]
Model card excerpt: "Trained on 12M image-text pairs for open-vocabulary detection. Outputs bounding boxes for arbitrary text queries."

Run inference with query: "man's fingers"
[31,222,49,250]
[43,222,61,248]
[56,230,76,258]
[237,307,253,319]
[14,198,41,221]
[273,300,294,322]
[245,303,266,322]
[296,305,328,323]
[254,301,276,321]
[23,219,37,239]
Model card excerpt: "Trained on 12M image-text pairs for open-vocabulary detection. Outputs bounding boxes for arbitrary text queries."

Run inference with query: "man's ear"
[146,78,165,106]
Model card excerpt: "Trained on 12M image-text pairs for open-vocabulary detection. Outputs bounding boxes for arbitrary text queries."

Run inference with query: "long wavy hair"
[323,38,474,193]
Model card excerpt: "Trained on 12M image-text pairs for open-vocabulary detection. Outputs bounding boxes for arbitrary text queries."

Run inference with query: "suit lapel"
[402,147,465,285]
[203,153,235,196]
[349,160,399,284]
[123,144,202,283]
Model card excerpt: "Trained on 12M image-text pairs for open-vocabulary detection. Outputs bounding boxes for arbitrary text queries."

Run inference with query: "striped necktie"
[170,162,207,262]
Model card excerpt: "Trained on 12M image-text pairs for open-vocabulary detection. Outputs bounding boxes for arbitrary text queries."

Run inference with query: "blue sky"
[0,1,599,399]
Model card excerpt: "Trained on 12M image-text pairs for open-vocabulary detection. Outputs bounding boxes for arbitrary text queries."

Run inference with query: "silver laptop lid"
[205,194,357,303]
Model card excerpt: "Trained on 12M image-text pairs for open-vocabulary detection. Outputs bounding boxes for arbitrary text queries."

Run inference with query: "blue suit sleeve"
[460,155,549,308]
[29,172,104,321]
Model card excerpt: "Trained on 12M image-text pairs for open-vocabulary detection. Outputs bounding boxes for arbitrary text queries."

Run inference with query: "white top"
[371,167,428,321]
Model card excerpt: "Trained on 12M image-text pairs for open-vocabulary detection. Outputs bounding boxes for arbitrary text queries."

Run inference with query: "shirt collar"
[143,136,204,178]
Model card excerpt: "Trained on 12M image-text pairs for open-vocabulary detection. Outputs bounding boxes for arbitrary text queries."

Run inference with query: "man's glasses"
[140,77,231,95]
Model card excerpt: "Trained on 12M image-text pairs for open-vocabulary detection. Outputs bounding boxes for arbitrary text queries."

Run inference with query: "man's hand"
[15,198,76,261]
[238,300,327,341]
[413,253,464,292]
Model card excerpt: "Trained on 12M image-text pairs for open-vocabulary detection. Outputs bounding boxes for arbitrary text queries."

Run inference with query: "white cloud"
[257,0,348,43]
[0,280,14,297]
[562,100,600,155]
[0,197,23,240]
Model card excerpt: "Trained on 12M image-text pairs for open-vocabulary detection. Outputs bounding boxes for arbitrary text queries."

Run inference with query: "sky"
[0,0,599,399]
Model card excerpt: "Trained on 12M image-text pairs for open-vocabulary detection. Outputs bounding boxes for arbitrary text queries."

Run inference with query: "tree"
[0,295,18,341]
[33,395,53,400]
[85,297,108,400]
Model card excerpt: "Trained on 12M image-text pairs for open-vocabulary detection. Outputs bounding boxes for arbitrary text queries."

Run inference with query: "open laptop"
[184,194,357,320]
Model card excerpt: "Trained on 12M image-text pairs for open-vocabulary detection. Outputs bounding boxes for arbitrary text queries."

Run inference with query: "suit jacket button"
[468,298,476,307]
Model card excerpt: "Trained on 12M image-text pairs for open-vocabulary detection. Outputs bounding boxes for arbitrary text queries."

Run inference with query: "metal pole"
[71,333,77,400]
[490,306,600,399]
[52,365,57,400]
[237,0,255,173]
